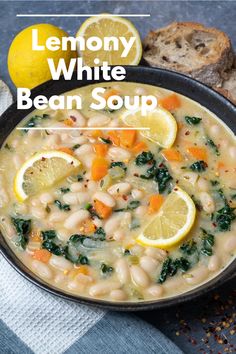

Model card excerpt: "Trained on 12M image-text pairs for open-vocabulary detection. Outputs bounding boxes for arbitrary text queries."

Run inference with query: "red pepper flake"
[70,115,77,122]
[185,130,190,136]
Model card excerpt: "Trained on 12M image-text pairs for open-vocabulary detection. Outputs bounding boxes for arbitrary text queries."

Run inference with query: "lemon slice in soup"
[14,151,81,201]
[122,107,177,148]
[137,187,196,249]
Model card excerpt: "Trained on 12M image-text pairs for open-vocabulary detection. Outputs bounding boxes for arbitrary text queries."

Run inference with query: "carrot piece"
[64,118,74,127]
[107,131,120,146]
[94,143,109,157]
[103,89,120,101]
[120,129,137,148]
[148,194,164,214]
[158,94,181,111]
[91,157,108,181]
[30,230,41,242]
[187,147,208,162]
[58,147,74,156]
[32,249,51,263]
[91,130,103,138]
[81,219,97,234]
[132,141,148,154]
[217,161,225,170]
[94,199,112,219]
[162,148,183,162]
[68,266,90,279]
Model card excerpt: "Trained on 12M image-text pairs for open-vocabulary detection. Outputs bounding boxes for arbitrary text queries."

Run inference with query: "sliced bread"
[143,22,234,86]
[213,69,236,104]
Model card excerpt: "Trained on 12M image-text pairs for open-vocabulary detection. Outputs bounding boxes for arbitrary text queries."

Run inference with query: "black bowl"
[0,66,235,311]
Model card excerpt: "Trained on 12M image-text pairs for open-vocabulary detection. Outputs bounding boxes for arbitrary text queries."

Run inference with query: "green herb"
[23,114,49,132]
[114,200,140,212]
[77,174,83,182]
[41,230,57,240]
[60,187,70,194]
[93,227,106,241]
[180,240,197,255]
[158,256,190,283]
[42,240,64,256]
[11,217,31,250]
[214,205,235,231]
[72,144,80,151]
[190,160,208,172]
[185,116,202,125]
[110,161,127,171]
[135,151,154,166]
[200,228,215,256]
[153,164,172,193]
[101,263,113,274]
[54,200,71,211]
[210,180,219,186]
[69,234,86,244]
[63,245,89,265]
[99,137,112,144]
[206,137,220,156]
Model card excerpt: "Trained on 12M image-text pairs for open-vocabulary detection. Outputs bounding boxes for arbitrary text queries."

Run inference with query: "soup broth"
[0,82,235,302]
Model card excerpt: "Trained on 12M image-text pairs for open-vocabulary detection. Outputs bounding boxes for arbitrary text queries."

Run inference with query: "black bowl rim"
[0,66,235,311]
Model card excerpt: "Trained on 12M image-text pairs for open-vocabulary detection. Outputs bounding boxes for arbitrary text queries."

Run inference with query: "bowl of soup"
[0,67,235,310]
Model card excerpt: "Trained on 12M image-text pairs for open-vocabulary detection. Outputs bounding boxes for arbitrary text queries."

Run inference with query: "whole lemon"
[8,23,77,89]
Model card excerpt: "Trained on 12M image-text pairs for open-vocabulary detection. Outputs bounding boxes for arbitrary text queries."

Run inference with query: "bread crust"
[143,22,234,86]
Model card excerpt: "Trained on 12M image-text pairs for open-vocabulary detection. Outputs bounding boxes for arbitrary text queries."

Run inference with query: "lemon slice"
[137,187,196,249]
[122,107,177,148]
[14,151,81,201]
[76,14,142,66]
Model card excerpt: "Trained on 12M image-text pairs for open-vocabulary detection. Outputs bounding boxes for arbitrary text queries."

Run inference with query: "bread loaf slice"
[143,22,234,86]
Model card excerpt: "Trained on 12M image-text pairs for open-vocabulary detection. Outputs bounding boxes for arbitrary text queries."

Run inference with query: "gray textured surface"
[0,1,236,354]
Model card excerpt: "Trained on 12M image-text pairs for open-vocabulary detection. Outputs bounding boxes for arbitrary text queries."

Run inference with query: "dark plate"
[0,66,235,311]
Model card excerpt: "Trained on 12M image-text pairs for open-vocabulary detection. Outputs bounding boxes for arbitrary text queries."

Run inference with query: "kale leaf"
[190,160,208,172]
[11,218,31,250]
[185,116,202,125]
[200,228,215,256]
[54,200,71,211]
[135,151,154,165]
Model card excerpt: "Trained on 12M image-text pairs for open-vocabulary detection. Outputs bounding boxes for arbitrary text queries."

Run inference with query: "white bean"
[209,124,221,139]
[108,182,131,196]
[110,289,127,301]
[229,146,236,161]
[121,211,132,228]
[49,211,67,223]
[199,192,215,213]
[57,228,71,242]
[140,256,158,273]
[67,280,85,292]
[76,273,93,285]
[30,206,46,219]
[182,172,198,186]
[130,265,150,288]
[49,255,73,271]
[145,247,167,261]
[131,189,144,200]
[64,210,90,229]
[208,255,221,272]
[104,215,121,235]
[87,114,110,127]
[70,182,84,192]
[31,260,53,280]
[113,230,125,241]
[135,205,148,217]
[87,180,97,192]
[135,87,147,95]
[77,192,91,204]
[63,192,78,205]
[54,273,67,284]
[115,259,130,284]
[93,191,115,207]
[74,144,93,156]
[197,177,209,192]
[67,110,86,127]
[147,285,164,297]
[45,134,61,148]
[71,136,88,145]
[108,118,119,127]
[89,281,120,297]
[185,265,209,285]
[108,147,131,161]
[40,192,54,205]
[224,234,236,252]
